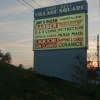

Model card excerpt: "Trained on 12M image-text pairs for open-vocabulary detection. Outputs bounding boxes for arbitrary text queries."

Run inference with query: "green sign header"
[34,1,88,18]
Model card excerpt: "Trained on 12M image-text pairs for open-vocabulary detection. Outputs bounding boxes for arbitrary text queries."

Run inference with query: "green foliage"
[28,67,33,71]
[0,50,12,63]
[0,61,100,100]
[18,64,24,69]
[2,52,12,63]
[70,53,100,98]
[0,50,3,58]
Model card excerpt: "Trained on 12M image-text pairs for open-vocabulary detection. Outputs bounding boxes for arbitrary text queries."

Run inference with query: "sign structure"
[34,13,86,50]
[33,1,88,50]
[34,1,88,84]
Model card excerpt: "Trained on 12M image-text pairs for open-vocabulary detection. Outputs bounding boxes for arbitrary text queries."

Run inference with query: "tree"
[69,53,100,97]
[87,53,97,68]
[2,52,12,63]
[69,53,87,84]
[0,50,4,59]
[87,61,94,68]
[0,50,12,63]
[18,64,24,69]
[28,67,33,71]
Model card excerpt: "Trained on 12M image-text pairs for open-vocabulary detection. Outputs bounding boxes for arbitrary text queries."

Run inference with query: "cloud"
[88,13,100,23]
[15,38,32,43]
[0,42,32,48]
[0,0,99,68]
[0,0,60,17]
[11,50,33,68]
[0,40,33,68]
[0,20,33,35]
[13,58,33,68]
[0,3,32,16]
[34,0,57,7]
[87,41,97,54]
[0,38,33,56]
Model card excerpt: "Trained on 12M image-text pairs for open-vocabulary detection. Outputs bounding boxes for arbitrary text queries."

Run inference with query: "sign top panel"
[34,1,88,18]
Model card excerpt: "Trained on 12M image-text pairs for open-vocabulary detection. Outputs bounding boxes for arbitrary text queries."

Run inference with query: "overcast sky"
[0,0,100,68]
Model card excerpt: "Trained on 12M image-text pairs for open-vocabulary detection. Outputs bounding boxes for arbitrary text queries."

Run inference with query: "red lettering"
[35,43,57,49]
[58,20,83,27]
[74,37,83,41]
[35,23,58,30]
[58,38,70,42]
[35,38,57,44]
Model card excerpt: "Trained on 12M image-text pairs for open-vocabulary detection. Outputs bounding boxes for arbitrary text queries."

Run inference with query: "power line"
[32,0,42,7]
[66,0,68,3]
[22,0,35,9]
[16,0,33,11]
[60,0,64,3]
[97,34,99,68]
[55,0,60,4]
[99,0,100,16]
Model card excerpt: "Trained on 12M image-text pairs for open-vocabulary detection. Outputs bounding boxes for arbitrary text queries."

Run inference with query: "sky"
[0,0,100,68]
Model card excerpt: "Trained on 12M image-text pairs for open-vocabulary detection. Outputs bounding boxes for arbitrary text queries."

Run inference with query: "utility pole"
[97,34,99,68]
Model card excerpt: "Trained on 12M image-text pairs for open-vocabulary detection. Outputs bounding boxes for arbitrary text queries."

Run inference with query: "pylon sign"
[33,1,88,50]
[33,1,88,84]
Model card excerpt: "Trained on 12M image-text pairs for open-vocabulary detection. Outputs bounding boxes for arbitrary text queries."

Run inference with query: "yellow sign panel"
[34,13,86,50]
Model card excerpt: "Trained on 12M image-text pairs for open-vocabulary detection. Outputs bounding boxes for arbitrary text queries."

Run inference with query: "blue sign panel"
[34,1,88,18]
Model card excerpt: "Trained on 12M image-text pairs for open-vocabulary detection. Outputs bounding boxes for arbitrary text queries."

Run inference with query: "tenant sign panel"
[34,13,87,50]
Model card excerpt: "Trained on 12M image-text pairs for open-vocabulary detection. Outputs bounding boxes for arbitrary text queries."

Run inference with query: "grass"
[0,61,100,100]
